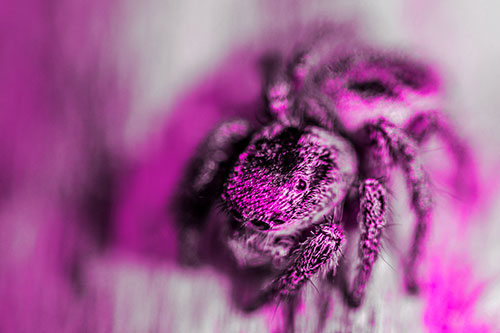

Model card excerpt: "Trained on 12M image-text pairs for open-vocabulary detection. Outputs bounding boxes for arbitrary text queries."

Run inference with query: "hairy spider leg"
[372,119,434,293]
[175,119,251,264]
[406,111,478,202]
[245,223,345,312]
[347,179,387,307]
[259,53,295,124]
[262,39,342,130]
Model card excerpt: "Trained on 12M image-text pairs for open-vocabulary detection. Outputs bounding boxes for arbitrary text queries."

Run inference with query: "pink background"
[1,0,500,331]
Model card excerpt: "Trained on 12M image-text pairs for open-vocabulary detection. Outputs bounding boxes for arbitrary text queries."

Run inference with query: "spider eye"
[231,210,243,221]
[250,219,271,230]
[296,179,307,191]
[273,218,286,225]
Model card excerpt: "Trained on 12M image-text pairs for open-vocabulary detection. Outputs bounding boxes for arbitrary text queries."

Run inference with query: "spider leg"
[174,119,252,265]
[285,37,343,131]
[244,223,345,312]
[259,54,294,124]
[371,120,433,293]
[406,111,478,201]
[347,179,387,307]
[400,155,433,293]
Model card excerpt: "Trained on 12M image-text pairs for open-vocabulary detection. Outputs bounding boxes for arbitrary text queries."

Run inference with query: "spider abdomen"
[316,53,442,132]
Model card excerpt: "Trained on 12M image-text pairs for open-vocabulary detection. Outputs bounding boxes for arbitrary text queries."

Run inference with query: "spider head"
[221,123,357,233]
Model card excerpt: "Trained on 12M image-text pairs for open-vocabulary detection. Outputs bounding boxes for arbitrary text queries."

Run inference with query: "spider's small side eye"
[231,210,243,221]
[250,219,271,230]
[273,218,286,225]
[296,179,307,191]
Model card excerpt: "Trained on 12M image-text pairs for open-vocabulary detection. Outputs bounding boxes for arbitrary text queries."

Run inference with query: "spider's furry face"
[222,123,357,232]
[221,123,356,267]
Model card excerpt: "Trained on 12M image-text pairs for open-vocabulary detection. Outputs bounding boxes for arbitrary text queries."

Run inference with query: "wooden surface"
[2,0,500,332]
[82,171,500,332]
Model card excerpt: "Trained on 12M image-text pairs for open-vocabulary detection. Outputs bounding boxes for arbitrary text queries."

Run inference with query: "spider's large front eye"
[296,178,307,191]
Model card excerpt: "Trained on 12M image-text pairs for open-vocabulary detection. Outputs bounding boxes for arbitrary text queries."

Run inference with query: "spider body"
[175,35,476,314]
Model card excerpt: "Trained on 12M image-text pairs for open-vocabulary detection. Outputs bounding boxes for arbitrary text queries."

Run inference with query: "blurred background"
[1,0,500,331]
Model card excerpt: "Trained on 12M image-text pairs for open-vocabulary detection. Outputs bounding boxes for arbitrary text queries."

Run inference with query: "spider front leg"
[174,119,251,264]
[371,120,434,293]
[347,179,387,307]
[245,223,345,312]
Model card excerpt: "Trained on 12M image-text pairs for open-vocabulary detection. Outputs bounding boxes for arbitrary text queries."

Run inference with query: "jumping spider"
[175,35,476,312]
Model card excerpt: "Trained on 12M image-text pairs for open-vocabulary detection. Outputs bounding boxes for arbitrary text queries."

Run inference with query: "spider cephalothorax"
[222,124,356,230]
[175,32,477,320]
[222,123,356,268]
